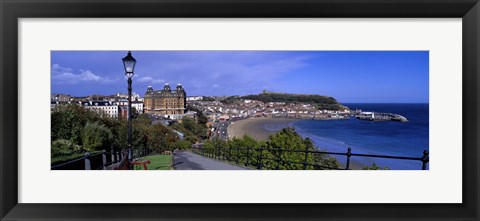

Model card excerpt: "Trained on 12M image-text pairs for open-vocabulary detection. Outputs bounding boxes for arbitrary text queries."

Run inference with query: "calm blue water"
[290,103,429,170]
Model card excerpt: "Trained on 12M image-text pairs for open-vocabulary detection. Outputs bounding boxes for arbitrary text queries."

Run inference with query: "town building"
[186,96,203,101]
[51,94,72,102]
[118,106,129,119]
[51,101,70,109]
[81,101,119,118]
[51,92,145,119]
[132,101,144,114]
[144,83,186,118]
[115,92,143,102]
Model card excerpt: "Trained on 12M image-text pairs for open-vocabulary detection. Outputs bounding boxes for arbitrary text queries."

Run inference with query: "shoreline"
[227,117,298,141]
[226,117,368,170]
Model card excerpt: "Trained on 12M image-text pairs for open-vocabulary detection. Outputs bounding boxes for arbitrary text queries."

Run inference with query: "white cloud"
[184,54,306,95]
[51,64,73,73]
[51,64,115,85]
[137,76,165,84]
[135,52,313,96]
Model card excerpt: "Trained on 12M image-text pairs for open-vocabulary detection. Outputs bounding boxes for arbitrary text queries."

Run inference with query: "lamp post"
[122,51,136,168]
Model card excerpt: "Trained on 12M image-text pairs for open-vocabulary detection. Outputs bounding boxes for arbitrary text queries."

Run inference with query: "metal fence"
[51,148,153,170]
[193,146,429,170]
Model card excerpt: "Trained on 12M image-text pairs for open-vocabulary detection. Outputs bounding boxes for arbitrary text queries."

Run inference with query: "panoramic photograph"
[50,50,429,170]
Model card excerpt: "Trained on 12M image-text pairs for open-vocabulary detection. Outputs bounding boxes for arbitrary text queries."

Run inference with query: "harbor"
[355,110,408,122]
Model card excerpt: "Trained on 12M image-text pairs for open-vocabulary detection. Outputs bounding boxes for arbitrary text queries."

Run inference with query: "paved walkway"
[173,151,248,170]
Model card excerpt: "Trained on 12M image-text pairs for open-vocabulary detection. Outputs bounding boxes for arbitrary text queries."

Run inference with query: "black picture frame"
[1,0,479,220]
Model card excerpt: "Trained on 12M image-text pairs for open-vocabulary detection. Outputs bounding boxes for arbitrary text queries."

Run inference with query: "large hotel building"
[144,83,186,117]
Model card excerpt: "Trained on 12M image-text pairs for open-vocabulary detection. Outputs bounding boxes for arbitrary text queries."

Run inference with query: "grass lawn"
[134,154,172,170]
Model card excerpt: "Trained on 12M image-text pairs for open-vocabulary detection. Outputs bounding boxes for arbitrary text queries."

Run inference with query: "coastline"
[227,117,367,170]
[227,117,298,141]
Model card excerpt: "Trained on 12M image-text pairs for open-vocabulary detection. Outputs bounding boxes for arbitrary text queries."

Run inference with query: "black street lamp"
[122,51,136,168]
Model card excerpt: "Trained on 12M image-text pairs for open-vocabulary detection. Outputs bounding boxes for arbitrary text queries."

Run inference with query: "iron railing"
[51,148,154,170]
[192,146,429,170]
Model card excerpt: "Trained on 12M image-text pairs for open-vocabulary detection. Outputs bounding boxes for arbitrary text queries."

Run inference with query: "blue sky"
[51,51,428,103]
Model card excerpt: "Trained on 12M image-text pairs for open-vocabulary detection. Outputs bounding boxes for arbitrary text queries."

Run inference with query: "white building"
[187,96,203,101]
[81,101,119,118]
[132,101,144,114]
[116,92,141,100]
[164,110,197,120]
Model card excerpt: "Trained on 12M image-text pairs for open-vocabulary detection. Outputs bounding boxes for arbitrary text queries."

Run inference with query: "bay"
[291,103,429,170]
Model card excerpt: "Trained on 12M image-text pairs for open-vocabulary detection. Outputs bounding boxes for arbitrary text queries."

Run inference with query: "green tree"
[51,104,188,160]
[241,93,346,110]
[203,96,215,101]
[198,114,209,125]
[263,128,339,170]
[81,121,113,151]
[174,140,193,150]
[227,135,261,166]
[202,139,215,157]
[148,123,178,152]
[200,128,340,170]
[202,138,227,159]
[181,117,197,132]
[131,118,150,150]
[212,138,228,160]
[51,104,103,145]
[264,128,316,169]
[363,162,390,170]
[51,139,81,157]
[170,117,207,141]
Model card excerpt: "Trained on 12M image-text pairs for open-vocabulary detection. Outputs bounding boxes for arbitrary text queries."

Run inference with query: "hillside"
[225,92,347,110]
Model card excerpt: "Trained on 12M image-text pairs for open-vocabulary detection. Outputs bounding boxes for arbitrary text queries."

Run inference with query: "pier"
[355,111,408,122]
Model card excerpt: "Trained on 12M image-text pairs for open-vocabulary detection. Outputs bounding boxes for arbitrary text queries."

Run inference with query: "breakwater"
[355,112,408,122]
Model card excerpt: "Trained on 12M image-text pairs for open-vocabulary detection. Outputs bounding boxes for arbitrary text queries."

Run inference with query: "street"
[212,121,230,140]
[172,150,247,170]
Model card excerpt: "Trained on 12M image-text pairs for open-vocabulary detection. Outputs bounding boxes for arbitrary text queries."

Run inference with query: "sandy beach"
[227,117,297,141]
[227,117,370,170]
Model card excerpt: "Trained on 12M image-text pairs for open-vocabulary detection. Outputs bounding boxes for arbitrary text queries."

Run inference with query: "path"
[173,151,248,170]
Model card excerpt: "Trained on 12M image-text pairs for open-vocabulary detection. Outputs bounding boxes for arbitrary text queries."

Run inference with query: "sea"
[285,103,429,170]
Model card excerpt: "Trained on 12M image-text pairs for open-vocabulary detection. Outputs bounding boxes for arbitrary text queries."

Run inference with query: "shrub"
[174,140,193,150]
[51,139,81,157]
[81,121,113,151]
[363,162,390,170]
